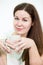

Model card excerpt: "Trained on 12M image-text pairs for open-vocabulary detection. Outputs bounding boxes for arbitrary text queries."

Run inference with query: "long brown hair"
[13,3,43,65]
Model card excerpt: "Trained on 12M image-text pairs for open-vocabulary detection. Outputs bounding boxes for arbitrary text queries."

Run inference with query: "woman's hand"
[0,40,11,53]
[5,37,35,53]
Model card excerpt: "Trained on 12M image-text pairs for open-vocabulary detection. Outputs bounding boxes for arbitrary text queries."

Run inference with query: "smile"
[15,26,23,31]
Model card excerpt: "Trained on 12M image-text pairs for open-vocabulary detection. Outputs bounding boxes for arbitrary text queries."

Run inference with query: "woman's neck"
[12,32,27,37]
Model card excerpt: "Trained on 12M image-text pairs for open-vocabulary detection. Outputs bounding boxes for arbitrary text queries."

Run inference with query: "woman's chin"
[16,32,23,35]
[15,31,24,35]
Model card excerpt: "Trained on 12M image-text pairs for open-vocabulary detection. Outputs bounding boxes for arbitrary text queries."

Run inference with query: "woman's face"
[13,10,32,36]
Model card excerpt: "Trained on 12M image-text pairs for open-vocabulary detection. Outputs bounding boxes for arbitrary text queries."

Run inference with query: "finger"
[14,40,23,47]
[6,42,15,50]
[15,43,25,52]
[2,43,11,53]
[5,39,13,45]
[5,39,15,49]
[0,40,11,53]
[5,39,22,50]
[13,38,21,43]
[6,39,21,44]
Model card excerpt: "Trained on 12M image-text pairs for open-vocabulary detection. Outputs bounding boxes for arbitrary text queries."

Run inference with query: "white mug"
[6,35,24,65]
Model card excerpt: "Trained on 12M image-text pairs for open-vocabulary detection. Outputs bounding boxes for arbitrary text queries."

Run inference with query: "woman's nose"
[17,20,22,26]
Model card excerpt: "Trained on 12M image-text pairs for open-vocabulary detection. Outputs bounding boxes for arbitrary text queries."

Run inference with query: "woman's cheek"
[13,21,18,28]
[25,23,32,31]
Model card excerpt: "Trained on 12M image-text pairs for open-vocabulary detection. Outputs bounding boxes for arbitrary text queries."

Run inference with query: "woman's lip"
[16,27,23,31]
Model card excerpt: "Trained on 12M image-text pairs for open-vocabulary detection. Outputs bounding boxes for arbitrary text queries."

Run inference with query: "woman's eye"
[14,17,19,20]
[23,19,28,22]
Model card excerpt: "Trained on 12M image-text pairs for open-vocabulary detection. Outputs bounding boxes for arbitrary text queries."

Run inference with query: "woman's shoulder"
[41,54,43,64]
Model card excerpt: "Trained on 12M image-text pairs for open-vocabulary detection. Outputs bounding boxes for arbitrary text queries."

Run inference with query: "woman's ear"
[31,22,34,26]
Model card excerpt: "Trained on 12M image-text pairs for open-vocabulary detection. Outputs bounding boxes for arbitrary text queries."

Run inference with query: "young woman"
[0,3,43,65]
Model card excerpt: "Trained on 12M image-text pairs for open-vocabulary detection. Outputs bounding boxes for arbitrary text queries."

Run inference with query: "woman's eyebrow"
[23,17,29,19]
[14,15,29,19]
[14,15,18,17]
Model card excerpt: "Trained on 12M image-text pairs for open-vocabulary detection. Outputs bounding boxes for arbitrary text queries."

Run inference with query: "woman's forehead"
[15,10,31,18]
